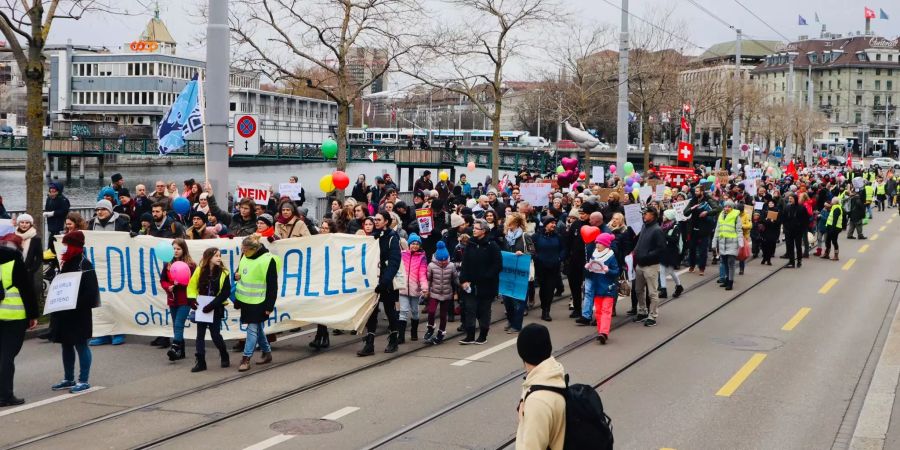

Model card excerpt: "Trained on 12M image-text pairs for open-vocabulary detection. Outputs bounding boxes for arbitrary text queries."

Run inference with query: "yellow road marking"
[842,258,856,271]
[716,353,767,397]
[889,218,895,224]
[859,244,870,253]
[782,307,812,331]
[880,225,887,231]
[871,234,879,241]
[819,278,839,294]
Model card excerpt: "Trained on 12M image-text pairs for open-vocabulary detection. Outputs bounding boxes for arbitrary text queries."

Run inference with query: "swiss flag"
[865,7,876,18]
[847,153,853,168]
[786,160,798,178]
[680,117,690,132]
[677,141,694,163]
[367,150,378,162]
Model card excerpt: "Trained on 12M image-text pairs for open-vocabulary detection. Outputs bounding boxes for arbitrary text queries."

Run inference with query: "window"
[876,69,882,76]
[149,63,155,76]
[828,80,832,90]
[858,79,863,90]
[809,53,818,63]
[857,53,867,62]
[889,95,894,105]
[836,111,840,122]
[875,95,881,106]
[127,92,133,104]
[837,94,840,105]
[828,95,832,105]
[855,112,862,123]
[838,80,841,89]
[890,55,894,62]
[889,81,894,91]
[856,95,862,105]
[876,54,882,61]
[858,68,864,74]
[876,80,881,90]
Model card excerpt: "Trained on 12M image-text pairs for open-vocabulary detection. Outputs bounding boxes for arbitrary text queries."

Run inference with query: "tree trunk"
[25,55,45,300]
[336,102,350,172]
[642,115,650,171]
[491,98,502,187]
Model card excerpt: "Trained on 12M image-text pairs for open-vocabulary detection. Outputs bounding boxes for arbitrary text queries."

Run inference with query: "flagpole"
[197,72,210,184]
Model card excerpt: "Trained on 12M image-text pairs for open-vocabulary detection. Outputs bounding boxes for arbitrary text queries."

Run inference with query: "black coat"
[375,228,402,293]
[460,235,502,298]
[661,224,682,267]
[44,194,71,235]
[50,255,99,345]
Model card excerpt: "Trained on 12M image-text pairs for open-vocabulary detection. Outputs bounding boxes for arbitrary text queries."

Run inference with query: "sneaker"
[644,319,657,327]
[625,309,637,316]
[847,236,856,239]
[568,311,580,318]
[474,337,487,345]
[51,380,76,391]
[574,317,591,326]
[597,334,608,345]
[459,338,476,345]
[111,335,126,345]
[88,336,111,346]
[69,383,91,393]
[0,396,25,407]
[633,314,648,323]
[506,328,520,334]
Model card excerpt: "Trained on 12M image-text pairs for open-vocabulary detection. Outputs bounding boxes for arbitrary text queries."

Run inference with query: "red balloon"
[579,171,587,180]
[332,171,350,190]
[580,225,600,244]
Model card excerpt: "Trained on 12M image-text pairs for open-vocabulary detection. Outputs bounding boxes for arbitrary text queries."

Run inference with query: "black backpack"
[527,377,614,450]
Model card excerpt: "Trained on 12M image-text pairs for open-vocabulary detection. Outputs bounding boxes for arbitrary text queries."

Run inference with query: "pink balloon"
[467,161,476,172]
[169,261,191,286]
[561,157,578,171]
[609,164,617,174]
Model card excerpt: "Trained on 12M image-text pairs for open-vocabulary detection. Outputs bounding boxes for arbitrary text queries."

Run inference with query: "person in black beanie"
[515,323,566,449]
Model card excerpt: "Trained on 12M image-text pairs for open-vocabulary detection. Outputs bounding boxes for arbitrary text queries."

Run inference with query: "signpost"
[233,114,260,156]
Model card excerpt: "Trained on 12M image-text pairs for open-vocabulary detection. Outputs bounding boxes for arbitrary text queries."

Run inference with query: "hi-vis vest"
[826,203,844,229]
[876,183,886,195]
[235,253,280,305]
[865,185,874,202]
[0,261,25,321]
[717,210,740,239]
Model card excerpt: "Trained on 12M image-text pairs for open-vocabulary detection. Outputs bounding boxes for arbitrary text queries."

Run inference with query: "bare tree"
[405,0,562,185]
[0,0,116,260]
[229,0,423,173]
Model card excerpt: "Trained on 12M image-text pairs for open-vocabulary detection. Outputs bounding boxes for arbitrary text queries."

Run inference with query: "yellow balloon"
[319,174,335,193]
[632,190,640,201]
[439,171,449,181]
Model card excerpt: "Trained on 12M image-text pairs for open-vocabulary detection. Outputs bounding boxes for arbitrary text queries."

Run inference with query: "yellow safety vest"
[865,185,874,202]
[826,203,843,229]
[187,267,230,306]
[234,253,280,305]
[876,184,886,195]
[0,261,25,321]
[717,210,740,239]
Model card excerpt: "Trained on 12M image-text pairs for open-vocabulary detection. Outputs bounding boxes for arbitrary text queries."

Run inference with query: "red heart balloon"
[579,171,587,180]
[580,225,600,244]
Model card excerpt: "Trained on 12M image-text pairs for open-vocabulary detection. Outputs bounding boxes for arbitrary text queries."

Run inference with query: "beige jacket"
[516,357,566,450]
[275,217,310,240]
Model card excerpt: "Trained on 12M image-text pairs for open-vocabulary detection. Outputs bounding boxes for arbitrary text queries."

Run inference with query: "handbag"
[389,235,407,291]
[617,274,631,297]
[737,241,751,262]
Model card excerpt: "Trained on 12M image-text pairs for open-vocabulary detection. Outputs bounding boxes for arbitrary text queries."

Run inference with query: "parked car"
[827,155,847,166]
[870,157,900,170]
[380,137,398,145]
[556,139,578,149]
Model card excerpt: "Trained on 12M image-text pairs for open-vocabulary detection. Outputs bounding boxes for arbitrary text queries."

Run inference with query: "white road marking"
[0,386,105,418]
[242,407,360,450]
[451,337,518,367]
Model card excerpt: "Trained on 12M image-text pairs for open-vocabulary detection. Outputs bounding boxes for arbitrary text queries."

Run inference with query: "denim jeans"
[503,296,525,331]
[243,322,271,357]
[169,305,191,342]
[720,255,737,281]
[62,341,92,383]
[581,278,594,320]
[398,294,420,322]
[689,234,709,270]
[659,264,681,289]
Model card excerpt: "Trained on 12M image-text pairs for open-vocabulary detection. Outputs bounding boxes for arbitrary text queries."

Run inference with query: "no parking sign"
[233,114,260,155]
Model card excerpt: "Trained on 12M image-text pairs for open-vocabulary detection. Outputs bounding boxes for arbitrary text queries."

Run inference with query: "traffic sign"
[233,114,259,155]
[740,143,749,157]
[773,146,783,159]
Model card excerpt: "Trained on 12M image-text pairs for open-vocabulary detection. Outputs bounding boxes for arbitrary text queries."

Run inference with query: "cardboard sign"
[236,181,272,205]
[716,170,729,187]
[639,185,653,204]
[591,166,605,184]
[596,188,615,201]
[746,168,762,179]
[278,183,303,201]
[415,208,434,236]
[43,271,83,315]
[673,200,689,222]
[520,183,551,207]
[624,203,643,234]
[743,178,757,195]
[744,204,753,216]
[754,201,764,211]
[767,210,779,221]
[655,184,666,201]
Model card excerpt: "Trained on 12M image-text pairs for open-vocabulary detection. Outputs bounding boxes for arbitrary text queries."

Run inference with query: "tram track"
[362,260,785,450]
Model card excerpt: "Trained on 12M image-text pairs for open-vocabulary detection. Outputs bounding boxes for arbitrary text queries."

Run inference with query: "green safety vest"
[234,253,280,305]
[876,184,886,195]
[865,185,874,202]
[865,172,876,182]
[826,203,843,229]
[717,209,740,239]
[0,261,25,321]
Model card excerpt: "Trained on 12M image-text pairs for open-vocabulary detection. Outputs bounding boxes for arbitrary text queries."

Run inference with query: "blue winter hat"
[435,241,449,261]
[408,233,422,245]
[97,186,120,205]
[48,181,63,193]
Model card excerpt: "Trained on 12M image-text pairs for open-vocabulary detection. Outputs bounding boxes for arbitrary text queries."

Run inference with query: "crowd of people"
[0,159,896,409]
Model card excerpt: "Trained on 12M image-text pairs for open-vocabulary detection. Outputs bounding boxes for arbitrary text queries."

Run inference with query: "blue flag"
[880,8,889,19]
[157,74,203,155]
[798,15,807,25]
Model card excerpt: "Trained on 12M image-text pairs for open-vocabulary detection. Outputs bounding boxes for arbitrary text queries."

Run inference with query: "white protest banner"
[624,203,643,234]
[278,183,303,201]
[520,183,551,207]
[82,232,379,339]
[235,182,271,206]
[416,208,434,236]
[655,184,666,201]
[43,271,83,315]
[673,200,689,222]
[591,166,605,184]
[639,185,653,204]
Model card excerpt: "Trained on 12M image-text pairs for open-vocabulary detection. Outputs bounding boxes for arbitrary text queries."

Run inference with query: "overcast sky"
[44,0,900,81]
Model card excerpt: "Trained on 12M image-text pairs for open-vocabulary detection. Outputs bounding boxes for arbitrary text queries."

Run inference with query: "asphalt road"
[3,209,898,450]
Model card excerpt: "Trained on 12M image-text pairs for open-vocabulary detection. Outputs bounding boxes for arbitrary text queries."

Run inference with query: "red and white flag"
[368,150,378,162]
[865,7,877,18]
[847,153,853,168]
[680,117,690,132]
[677,141,694,163]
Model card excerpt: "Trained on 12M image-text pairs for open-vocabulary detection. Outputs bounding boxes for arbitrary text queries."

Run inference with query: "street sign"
[233,114,259,155]
[740,143,749,157]
[773,146,783,159]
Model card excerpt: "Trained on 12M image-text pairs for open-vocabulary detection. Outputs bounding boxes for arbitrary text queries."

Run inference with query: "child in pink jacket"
[399,233,429,343]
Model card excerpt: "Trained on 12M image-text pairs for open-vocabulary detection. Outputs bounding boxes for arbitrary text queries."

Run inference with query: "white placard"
[194,295,216,323]
[746,168,762,179]
[655,184,666,201]
[235,181,272,206]
[743,178,757,195]
[520,183,551,207]
[624,203,643,234]
[673,200,689,222]
[754,201,764,211]
[278,183,303,201]
[639,185,653,204]
[43,271,82,315]
[591,166,605,184]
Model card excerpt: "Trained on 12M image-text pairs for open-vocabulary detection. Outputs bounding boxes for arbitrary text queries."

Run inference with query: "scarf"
[194,204,210,215]
[258,226,275,238]
[61,245,84,264]
[505,227,523,248]
[276,213,292,225]
[16,227,36,258]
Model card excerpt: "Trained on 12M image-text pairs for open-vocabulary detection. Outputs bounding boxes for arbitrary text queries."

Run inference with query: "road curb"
[850,287,900,450]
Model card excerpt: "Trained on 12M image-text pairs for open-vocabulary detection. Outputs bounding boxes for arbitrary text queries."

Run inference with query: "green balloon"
[322,139,338,159]
[556,165,564,174]
[624,161,634,175]
[706,175,716,182]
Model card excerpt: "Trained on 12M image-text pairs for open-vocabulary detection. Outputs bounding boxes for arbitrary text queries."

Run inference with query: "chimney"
[865,18,871,35]
[820,24,827,39]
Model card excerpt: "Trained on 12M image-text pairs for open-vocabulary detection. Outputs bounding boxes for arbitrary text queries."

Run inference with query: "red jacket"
[160,261,197,307]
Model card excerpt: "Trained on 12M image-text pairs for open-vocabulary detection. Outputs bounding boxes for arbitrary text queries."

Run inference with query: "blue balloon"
[154,241,174,263]
[173,197,190,216]
[625,178,634,186]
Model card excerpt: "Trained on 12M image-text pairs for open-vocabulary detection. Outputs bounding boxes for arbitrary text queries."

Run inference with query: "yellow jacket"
[517,357,566,450]
[740,209,752,239]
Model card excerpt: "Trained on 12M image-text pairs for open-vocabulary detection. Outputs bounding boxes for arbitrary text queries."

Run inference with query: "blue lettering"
[125,247,146,295]
[106,246,125,293]
[281,249,303,297]
[89,248,103,292]
[304,246,320,297]
[361,243,369,288]
[323,246,338,296]
[148,249,161,296]
[134,311,150,326]
[341,245,357,294]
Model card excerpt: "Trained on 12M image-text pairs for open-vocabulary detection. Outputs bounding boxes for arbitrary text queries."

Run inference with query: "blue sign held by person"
[499,251,531,301]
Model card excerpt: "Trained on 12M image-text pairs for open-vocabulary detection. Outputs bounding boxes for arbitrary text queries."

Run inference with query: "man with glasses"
[459,219,502,345]
[148,180,172,212]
